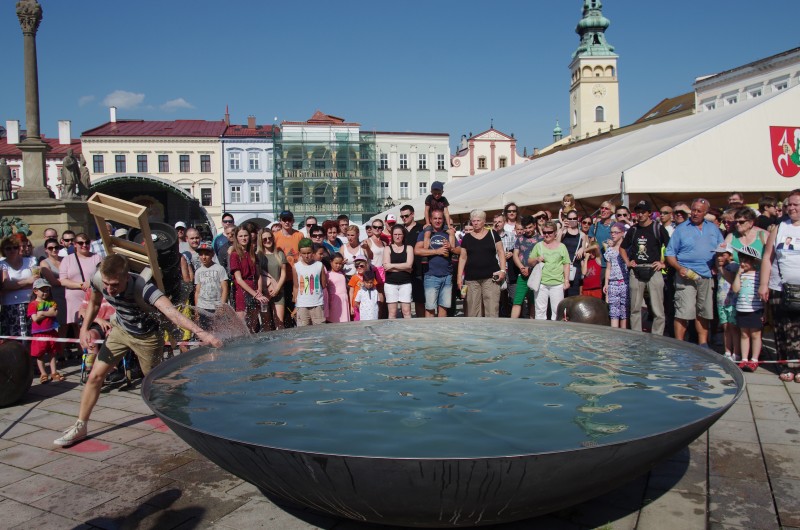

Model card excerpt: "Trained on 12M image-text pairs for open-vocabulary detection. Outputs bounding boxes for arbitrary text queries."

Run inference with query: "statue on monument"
[60,148,80,200]
[0,159,12,201]
[78,154,92,197]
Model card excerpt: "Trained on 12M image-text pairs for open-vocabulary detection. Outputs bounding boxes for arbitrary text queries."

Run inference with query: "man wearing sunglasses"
[213,212,236,255]
[300,216,318,238]
[58,230,76,258]
[400,205,426,317]
[588,200,616,277]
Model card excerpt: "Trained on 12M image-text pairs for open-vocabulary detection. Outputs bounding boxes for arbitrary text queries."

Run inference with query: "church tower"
[568,0,619,140]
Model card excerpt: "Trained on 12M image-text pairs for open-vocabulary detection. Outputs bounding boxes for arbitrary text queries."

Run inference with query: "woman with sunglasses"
[59,232,102,348]
[368,220,387,284]
[579,215,593,236]
[559,212,587,297]
[0,235,37,339]
[38,237,67,338]
[725,208,767,264]
[529,221,570,320]
[257,228,287,331]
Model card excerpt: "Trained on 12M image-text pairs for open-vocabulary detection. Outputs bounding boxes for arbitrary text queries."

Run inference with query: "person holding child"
[28,278,64,383]
[424,181,453,229]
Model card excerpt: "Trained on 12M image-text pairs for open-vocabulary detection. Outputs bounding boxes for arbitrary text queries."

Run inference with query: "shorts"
[717,304,737,325]
[513,275,535,305]
[674,275,714,321]
[97,322,163,376]
[385,283,412,304]
[296,305,325,326]
[424,275,452,310]
[30,330,61,358]
[736,309,763,330]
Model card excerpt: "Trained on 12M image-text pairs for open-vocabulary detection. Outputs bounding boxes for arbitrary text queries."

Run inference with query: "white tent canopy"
[377,84,800,220]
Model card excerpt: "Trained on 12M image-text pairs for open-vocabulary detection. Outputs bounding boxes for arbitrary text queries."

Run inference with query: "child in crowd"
[732,247,763,372]
[348,253,384,321]
[424,181,453,228]
[714,243,740,360]
[293,238,327,326]
[603,223,629,328]
[581,243,603,298]
[354,269,380,321]
[194,242,229,330]
[559,193,576,223]
[28,278,63,383]
[326,253,350,323]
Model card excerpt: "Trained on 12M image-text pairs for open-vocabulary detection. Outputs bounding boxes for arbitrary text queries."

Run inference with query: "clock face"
[593,84,606,98]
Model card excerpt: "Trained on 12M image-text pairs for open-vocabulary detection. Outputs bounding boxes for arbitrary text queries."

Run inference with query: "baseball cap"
[33,278,51,290]
[633,200,652,212]
[114,228,128,238]
[174,221,187,229]
[385,214,397,224]
[431,181,444,191]
[279,210,294,221]
[714,242,734,254]
[197,241,214,252]
[354,252,368,262]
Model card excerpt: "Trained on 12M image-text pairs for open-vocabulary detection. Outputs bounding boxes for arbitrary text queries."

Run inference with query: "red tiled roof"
[222,124,278,138]
[281,110,360,127]
[82,120,228,137]
[0,134,82,159]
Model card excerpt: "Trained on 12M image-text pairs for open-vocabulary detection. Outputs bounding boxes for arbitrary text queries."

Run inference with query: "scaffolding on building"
[273,128,379,224]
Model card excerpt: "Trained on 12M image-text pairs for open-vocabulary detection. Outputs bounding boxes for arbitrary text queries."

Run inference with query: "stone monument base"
[0,198,93,245]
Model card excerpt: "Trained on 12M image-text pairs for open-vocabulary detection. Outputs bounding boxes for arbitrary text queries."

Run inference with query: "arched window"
[573,110,578,127]
[595,106,605,122]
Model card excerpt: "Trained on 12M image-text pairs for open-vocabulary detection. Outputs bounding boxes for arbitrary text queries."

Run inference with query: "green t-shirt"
[531,242,570,286]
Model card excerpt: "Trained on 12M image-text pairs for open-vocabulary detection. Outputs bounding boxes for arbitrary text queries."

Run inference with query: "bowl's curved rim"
[143,319,745,461]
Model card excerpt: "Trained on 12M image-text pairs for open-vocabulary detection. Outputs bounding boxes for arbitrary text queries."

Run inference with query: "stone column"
[15,0,50,200]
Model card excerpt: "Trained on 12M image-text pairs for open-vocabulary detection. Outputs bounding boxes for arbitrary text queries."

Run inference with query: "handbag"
[776,250,800,312]
[527,262,544,292]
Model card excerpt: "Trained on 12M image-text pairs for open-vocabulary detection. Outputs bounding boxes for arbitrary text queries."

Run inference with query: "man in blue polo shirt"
[665,198,723,346]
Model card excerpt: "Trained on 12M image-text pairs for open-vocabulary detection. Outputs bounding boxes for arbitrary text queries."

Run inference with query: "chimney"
[224,105,230,126]
[247,115,256,129]
[532,147,540,157]
[58,120,71,145]
[110,106,117,123]
[6,120,20,144]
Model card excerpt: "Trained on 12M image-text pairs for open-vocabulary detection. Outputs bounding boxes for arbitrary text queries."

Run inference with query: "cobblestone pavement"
[1,347,799,529]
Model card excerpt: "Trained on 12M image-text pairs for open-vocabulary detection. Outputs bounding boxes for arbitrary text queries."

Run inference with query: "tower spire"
[572,0,616,59]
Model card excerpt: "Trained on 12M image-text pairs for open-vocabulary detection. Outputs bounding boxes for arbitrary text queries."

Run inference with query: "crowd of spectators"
[2,188,799,383]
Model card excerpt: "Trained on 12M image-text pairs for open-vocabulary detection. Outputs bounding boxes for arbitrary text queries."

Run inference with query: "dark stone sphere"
[0,341,33,407]
[556,295,610,325]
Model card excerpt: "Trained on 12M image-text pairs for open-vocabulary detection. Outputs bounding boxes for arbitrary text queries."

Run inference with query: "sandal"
[50,372,65,382]
[780,370,795,382]
[40,374,49,384]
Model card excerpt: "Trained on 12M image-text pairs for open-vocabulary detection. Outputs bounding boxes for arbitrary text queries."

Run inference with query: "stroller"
[79,324,141,386]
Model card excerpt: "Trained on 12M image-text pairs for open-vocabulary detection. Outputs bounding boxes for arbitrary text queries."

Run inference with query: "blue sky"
[1,1,796,152]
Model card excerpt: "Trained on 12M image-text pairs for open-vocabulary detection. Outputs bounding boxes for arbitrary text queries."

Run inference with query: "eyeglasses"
[567,217,578,221]
[222,219,234,224]
[581,220,592,225]
[735,219,749,224]
[506,209,517,213]
[611,231,623,235]
[356,263,367,268]
[400,214,411,219]
[306,224,315,228]
[46,245,61,251]
[262,237,273,242]
[75,240,89,246]
[616,213,629,218]
[62,238,74,243]
[675,211,689,216]
[542,231,555,235]
[311,233,323,238]
[280,218,293,223]
[372,225,383,230]
[659,210,672,215]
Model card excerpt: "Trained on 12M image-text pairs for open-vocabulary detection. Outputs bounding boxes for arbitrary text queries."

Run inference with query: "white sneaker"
[724,352,733,359]
[53,420,88,447]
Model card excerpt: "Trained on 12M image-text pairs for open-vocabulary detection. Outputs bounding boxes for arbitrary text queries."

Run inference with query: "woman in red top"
[230,225,268,333]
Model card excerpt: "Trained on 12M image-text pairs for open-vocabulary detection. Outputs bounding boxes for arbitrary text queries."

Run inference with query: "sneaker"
[53,420,88,447]
[724,352,733,359]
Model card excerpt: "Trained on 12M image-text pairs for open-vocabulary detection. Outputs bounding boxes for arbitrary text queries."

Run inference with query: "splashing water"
[192,305,250,343]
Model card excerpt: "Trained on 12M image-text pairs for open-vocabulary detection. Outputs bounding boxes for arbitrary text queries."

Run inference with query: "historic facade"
[375,131,450,203]
[450,127,525,179]
[1,119,82,199]
[694,47,800,113]
[221,115,277,224]
[80,112,226,227]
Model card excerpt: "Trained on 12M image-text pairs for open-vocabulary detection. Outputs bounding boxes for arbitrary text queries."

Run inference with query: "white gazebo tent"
[377,84,800,222]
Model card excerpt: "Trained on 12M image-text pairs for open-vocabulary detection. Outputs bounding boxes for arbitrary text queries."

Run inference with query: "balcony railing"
[279,201,378,215]
[280,169,373,180]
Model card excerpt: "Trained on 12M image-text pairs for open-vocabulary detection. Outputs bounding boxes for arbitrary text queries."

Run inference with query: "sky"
[1,1,797,152]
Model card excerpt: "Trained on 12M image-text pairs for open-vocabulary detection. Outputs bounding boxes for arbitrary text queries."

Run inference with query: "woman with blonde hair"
[457,209,507,317]
[529,221,570,320]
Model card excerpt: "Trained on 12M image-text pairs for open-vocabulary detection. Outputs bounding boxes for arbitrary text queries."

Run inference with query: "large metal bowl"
[142,319,743,527]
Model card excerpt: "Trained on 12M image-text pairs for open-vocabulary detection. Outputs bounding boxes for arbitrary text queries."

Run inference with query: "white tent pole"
[620,171,629,207]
